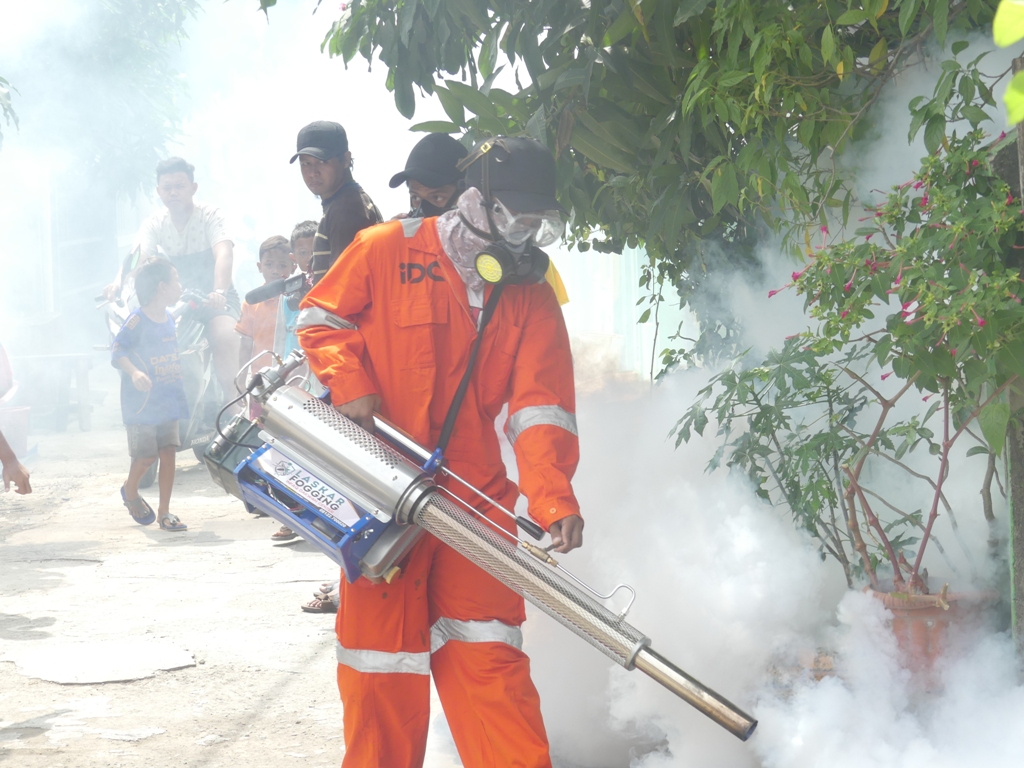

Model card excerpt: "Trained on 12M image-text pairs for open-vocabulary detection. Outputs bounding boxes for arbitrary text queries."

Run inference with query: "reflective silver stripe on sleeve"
[430,617,523,654]
[296,306,357,331]
[504,405,578,446]
[401,218,423,238]
[335,641,430,675]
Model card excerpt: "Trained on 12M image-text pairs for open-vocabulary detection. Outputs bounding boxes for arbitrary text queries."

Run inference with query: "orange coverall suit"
[297,217,581,768]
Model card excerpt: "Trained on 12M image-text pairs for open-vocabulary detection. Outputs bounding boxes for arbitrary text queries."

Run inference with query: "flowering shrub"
[677,57,1024,592]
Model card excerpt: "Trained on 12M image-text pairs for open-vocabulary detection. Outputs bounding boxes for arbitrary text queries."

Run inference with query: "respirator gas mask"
[455,140,564,286]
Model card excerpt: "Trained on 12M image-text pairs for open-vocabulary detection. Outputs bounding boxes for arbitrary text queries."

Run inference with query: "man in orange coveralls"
[297,137,583,768]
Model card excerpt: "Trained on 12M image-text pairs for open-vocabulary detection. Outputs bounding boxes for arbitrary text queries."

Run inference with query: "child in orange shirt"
[236,236,295,372]
[237,237,304,543]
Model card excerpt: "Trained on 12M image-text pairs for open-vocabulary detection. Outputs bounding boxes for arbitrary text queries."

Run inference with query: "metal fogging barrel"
[258,383,757,741]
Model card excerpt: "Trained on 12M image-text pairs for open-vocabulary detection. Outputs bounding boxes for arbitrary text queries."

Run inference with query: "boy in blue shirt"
[112,259,189,531]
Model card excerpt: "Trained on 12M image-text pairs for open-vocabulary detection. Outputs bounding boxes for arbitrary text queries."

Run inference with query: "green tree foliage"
[677,58,1021,588]
[0,0,199,193]
[269,0,994,353]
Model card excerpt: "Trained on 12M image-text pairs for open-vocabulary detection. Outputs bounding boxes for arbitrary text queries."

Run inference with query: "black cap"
[389,134,468,189]
[463,136,564,213]
[290,121,349,164]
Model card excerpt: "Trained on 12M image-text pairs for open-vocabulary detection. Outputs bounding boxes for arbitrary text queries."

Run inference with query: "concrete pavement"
[0,367,463,767]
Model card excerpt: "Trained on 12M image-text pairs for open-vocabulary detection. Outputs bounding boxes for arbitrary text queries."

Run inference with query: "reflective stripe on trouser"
[334,618,520,674]
[335,533,551,768]
[430,616,523,654]
[336,643,429,675]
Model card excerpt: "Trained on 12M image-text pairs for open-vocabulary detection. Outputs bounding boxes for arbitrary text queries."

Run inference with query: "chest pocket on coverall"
[392,294,449,371]
[481,319,523,406]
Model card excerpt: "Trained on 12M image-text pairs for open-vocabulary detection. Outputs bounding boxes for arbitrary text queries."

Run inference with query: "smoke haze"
[3,3,1024,768]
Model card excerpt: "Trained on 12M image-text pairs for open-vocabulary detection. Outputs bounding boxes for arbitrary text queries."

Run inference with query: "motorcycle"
[97,269,222,488]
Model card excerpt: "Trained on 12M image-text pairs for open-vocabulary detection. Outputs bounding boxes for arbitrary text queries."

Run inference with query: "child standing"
[289,220,317,275]
[245,231,309,543]
[112,260,189,531]
[236,236,296,370]
[282,221,318,357]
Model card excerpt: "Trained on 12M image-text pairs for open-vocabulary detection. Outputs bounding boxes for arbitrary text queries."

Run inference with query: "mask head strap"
[457,139,508,239]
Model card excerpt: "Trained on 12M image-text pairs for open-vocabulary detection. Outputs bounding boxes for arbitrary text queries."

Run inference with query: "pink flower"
[920,194,929,207]
[791,267,807,281]
[844,281,854,292]
[881,371,893,380]
[913,181,924,190]
[821,225,829,235]
[768,288,784,298]
[950,349,957,356]
[1000,131,1007,141]
[865,233,873,241]
[971,160,979,167]
[1009,193,1015,206]
[840,310,849,319]
[972,308,987,327]
[923,394,934,401]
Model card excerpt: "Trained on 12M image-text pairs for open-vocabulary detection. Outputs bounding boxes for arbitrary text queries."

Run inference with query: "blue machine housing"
[233,443,401,583]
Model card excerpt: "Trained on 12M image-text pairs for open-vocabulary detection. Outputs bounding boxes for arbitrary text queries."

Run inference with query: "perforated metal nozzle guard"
[256,383,757,740]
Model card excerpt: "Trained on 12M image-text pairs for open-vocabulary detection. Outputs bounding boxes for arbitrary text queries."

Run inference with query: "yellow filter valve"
[476,252,505,284]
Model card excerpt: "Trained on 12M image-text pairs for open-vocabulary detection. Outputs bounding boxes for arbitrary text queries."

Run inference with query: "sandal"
[301,596,338,614]
[121,486,156,526]
[271,526,297,541]
[158,513,188,532]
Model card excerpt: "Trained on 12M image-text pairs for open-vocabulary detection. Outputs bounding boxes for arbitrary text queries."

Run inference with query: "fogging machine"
[204,351,757,740]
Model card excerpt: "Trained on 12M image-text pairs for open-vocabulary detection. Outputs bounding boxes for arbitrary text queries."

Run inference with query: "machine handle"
[515,516,545,540]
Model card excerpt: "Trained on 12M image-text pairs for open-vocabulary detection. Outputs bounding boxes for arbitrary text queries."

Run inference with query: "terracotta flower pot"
[868,587,997,687]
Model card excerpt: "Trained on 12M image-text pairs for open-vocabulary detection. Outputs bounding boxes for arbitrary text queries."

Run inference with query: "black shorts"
[126,421,181,459]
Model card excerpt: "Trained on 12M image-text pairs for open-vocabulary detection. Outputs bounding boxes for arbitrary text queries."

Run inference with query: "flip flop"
[158,513,188,532]
[301,596,338,614]
[121,485,156,526]
[271,526,298,541]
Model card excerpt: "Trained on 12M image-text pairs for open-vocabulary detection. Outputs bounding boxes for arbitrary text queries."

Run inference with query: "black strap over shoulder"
[435,284,505,454]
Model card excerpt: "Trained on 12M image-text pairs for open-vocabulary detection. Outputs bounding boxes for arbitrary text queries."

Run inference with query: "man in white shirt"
[106,157,240,402]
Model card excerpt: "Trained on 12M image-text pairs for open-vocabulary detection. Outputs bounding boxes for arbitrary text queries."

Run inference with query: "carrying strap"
[432,284,505,460]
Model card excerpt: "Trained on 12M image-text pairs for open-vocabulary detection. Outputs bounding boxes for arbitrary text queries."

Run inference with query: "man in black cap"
[291,121,381,285]
[388,133,468,218]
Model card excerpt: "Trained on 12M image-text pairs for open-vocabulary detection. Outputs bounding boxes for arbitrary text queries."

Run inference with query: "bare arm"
[114,357,152,391]
[212,240,233,292]
[205,240,234,311]
[0,428,31,494]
